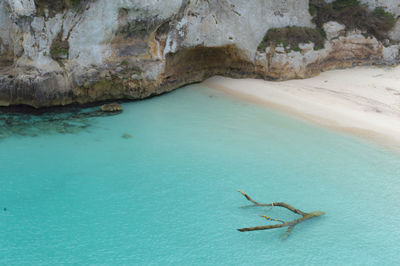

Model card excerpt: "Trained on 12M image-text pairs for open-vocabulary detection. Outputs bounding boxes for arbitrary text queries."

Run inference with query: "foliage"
[258,0,397,52]
[332,0,360,10]
[50,31,69,61]
[50,47,68,57]
[34,0,83,17]
[309,0,397,41]
[257,26,325,52]
[372,7,396,25]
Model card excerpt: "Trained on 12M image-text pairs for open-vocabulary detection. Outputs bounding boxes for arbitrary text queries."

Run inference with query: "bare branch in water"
[237,190,324,237]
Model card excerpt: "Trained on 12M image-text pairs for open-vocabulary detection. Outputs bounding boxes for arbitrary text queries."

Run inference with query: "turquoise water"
[1,85,400,265]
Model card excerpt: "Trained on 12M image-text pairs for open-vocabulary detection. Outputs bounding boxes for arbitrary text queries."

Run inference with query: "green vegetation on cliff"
[34,0,83,16]
[257,26,325,52]
[50,31,69,61]
[332,0,361,10]
[309,0,397,41]
[258,0,397,52]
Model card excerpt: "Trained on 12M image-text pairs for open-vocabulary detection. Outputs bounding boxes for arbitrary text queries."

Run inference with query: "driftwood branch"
[237,190,324,236]
[238,190,306,215]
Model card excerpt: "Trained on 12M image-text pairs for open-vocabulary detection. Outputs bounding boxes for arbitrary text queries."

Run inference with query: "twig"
[238,190,306,215]
[237,190,324,235]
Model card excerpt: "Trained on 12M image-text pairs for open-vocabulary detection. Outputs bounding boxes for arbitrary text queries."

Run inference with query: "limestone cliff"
[0,0,399,108]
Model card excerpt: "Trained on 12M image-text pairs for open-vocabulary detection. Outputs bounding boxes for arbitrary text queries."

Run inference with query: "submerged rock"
[100,103,123,113]
[122,133,132,139]
[0,106,124,140]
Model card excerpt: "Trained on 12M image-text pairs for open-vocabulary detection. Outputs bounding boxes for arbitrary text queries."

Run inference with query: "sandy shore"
[202,66,400,151]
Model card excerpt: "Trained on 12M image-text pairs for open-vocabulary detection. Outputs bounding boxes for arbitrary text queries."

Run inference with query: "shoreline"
[202,66,400,153]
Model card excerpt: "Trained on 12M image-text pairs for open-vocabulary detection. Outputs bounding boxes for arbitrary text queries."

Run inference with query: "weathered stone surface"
[5,0,36,17]
[100,102,122,113]
[0,0,399,108]
[323,21,346,40]
[264,31,393,80]
[390,20,400,41]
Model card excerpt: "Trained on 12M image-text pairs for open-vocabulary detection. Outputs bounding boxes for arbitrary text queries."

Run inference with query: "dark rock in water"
[122,133,132,139]
[100,103,123,113]
[3,208,6,211]
[0,105,126,140]
[0,108,96,139]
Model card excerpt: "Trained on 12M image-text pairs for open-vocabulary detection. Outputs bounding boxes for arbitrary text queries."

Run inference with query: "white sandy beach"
[202,66,400,151]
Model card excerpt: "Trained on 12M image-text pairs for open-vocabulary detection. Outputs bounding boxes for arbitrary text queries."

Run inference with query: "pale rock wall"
[0,0,399,108]
[68,0,182,66]
[165,0,313,58]
[1,0,182,68]
[392,22,400,41]
[5,0,35,17]
[0,1,11,54]
[17,14,64,72]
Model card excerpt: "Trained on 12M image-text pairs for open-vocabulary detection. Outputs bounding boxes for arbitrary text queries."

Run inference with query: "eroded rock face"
[263,29,400,80]
[323,21,346,40]
[6,0,35,17]
[0,0,399,108]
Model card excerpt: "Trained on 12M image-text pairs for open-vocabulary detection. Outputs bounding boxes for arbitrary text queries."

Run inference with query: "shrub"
[50,47,68,57]
[309,0,397,41]
[257,26,325,52]
[50,31,69,61]
[34,0,84,17]
[372,7,396,25]
[332,0,360,10]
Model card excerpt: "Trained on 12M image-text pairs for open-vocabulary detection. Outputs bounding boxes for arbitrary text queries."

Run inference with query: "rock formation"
[0,0,399,108]
[99,102,122,112]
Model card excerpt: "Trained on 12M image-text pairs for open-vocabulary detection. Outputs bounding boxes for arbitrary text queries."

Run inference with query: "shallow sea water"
[1,84,400,265]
